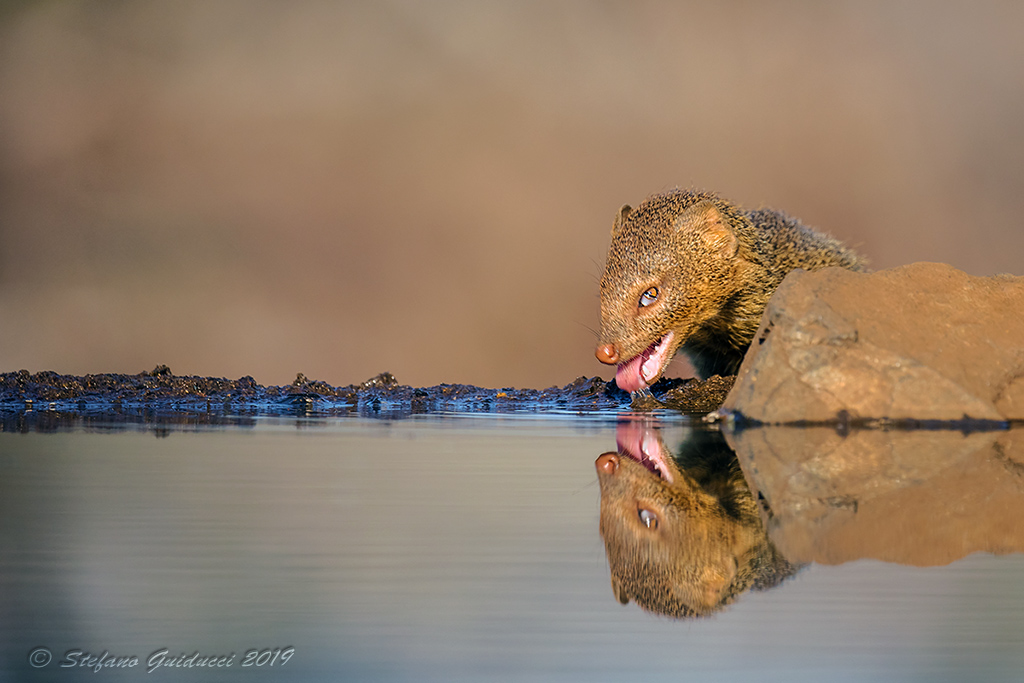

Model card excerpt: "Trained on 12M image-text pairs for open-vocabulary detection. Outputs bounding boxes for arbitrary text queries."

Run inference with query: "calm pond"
[2,413,1023,682]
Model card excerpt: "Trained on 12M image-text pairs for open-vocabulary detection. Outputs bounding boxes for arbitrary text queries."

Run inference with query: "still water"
[2,414,1023,682]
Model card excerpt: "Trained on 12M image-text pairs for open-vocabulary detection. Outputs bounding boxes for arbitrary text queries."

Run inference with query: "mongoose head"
[594,421,771,617]
[596,191,755,392]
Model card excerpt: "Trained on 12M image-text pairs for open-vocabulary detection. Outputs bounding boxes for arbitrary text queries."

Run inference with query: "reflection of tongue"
[614,332,675,393]
[615,419,674,482]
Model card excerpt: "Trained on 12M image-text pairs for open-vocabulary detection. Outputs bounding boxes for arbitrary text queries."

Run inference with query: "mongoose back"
[596,189,865,391]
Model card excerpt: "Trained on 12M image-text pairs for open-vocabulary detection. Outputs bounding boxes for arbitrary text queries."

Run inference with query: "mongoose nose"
[595,343,619,365]
[595,452,620,475]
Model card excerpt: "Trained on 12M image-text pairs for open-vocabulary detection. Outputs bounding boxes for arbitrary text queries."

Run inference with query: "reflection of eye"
[639,287,658,308]
[638,508,658,529]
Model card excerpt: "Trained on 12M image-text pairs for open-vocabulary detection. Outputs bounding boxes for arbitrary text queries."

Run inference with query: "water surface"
[2,415,1023,682]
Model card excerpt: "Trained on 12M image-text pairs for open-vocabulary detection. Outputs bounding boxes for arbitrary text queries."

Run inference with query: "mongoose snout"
[595,343,619,365]
[595,452,620,475]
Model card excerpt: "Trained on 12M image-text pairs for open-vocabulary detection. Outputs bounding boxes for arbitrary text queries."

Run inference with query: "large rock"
[721,262,1024,423]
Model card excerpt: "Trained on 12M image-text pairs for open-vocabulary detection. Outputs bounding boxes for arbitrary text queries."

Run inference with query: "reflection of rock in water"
[595,422,799,618]
[727,425,1024,567]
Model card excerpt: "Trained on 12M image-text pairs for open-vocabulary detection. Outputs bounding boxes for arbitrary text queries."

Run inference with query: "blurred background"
[1,0,1022,389]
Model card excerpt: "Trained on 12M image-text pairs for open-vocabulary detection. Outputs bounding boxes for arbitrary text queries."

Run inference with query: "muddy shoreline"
[0,366,734,431]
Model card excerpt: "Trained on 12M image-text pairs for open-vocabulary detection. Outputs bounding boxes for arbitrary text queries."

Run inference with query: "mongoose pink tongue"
[615,419,674,482]
[614,332,675,393]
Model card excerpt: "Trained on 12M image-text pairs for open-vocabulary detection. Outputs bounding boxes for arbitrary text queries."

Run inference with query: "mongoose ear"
[698,565,734,609]
[676,202,738,259]
[611,574,630,605]
[611,204,632,236]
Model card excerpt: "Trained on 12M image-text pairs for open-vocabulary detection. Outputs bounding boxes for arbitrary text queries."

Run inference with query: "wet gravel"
[0,366,734,431]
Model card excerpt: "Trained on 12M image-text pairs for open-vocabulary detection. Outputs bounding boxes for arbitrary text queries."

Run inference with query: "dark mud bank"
[0,366,734,430]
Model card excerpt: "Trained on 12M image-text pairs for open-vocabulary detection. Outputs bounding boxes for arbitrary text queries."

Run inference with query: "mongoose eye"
[639,287,659,308]
[638,508,658,529]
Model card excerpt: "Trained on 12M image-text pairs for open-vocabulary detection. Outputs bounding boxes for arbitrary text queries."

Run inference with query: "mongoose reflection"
[596,190,865,391]
[595,423,799,618]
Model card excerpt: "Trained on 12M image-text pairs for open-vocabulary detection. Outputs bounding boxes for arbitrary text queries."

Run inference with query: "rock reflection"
[726,425,1024,567]
[595,419,798,618]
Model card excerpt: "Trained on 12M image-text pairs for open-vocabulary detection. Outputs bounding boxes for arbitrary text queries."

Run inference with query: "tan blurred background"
[1,1,1022,389]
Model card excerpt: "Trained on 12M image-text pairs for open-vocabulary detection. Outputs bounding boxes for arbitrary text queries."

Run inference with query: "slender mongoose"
[596,190,865,391]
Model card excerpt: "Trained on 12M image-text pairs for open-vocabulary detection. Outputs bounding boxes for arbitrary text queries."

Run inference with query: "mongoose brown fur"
[596,189,866,391]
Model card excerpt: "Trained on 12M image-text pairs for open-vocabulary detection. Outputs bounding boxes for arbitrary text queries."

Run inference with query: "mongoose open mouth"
[615,419,673,483]
[614,332,675,393]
